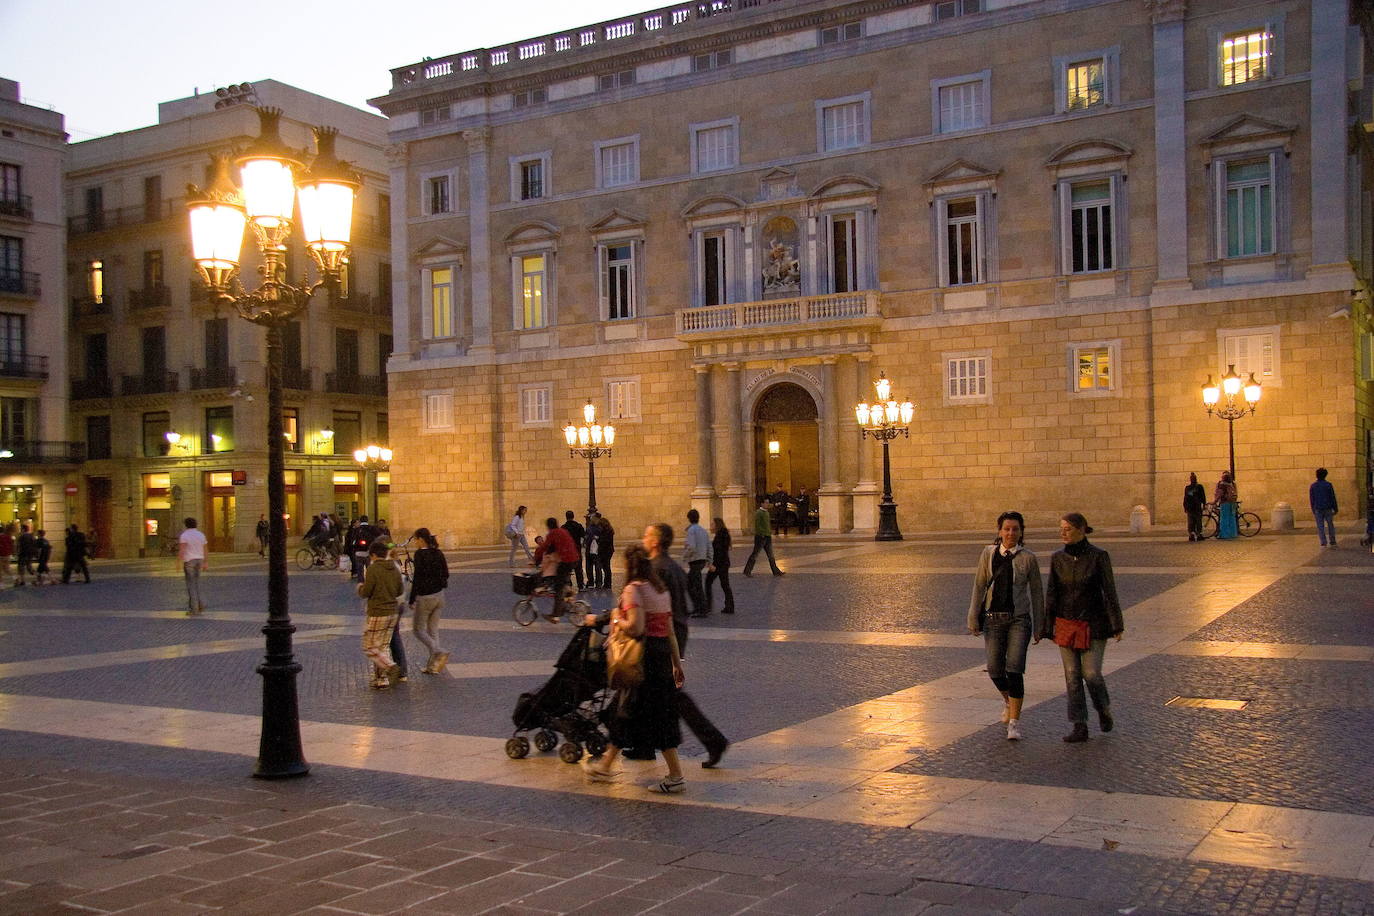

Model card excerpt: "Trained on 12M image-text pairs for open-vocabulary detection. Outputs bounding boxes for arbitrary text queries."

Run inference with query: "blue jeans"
[983,613,1030,679]
[183,559,204,612]
[1314,509,1337,546]
[1059,639,1110,724]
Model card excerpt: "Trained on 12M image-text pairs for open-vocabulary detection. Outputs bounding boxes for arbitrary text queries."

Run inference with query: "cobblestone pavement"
[1,528,1372,915]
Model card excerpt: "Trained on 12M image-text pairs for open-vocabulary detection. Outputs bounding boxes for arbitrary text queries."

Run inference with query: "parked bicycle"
[295,539,341,570]
[1201,501,1262,538]
[511,572,591,626]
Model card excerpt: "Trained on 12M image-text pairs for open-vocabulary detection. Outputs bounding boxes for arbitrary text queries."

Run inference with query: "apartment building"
[0,78,72,538]
[67,81,392,556]
[372,0,1374,541]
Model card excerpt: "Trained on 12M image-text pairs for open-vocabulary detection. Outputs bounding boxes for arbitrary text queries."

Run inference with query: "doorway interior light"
[165,431,182,445]
[767,439,781,458]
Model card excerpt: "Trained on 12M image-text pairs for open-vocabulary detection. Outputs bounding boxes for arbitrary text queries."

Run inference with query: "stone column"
[690,365,718,520]
[1308,0,1350,277]
[851,354,879,533]
[1149,0,1190,289]
[384,143,411,355]
[463,127,494,354]
[816,357,848,532]
[719,362,751,533]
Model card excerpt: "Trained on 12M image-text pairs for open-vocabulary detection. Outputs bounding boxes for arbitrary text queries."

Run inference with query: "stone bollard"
[1129,505,1151,533]
[1271,502,1294,531]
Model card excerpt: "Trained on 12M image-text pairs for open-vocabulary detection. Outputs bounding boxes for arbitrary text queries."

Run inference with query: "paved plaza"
[0,526,1372,915]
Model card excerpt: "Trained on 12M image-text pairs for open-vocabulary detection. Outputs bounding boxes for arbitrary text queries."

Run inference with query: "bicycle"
[295,539,341,570]
[1201,502,1262,539]
[511,572,591,626]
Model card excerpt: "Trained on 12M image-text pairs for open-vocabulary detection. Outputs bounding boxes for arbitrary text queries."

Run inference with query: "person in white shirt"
[682,509,712,617]
[178,517,209,616]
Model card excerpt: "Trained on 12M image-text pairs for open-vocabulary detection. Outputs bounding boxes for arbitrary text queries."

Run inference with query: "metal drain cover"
[1165,696,1250,710]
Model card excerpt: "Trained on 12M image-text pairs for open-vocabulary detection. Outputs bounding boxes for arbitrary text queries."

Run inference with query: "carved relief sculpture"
[761,216,801,297]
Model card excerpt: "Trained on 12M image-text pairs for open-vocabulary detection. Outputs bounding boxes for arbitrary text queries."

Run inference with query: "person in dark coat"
[1309,467,1339,547]
[595,516,615,590]
[61,524,91,584]
[704,517,735,614]
[562,510,586,591]
[1039,512,1123,743]
[1183,473,1207,541]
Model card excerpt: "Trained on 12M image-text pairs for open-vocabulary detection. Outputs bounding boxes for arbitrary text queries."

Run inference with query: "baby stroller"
[506,624,611,764]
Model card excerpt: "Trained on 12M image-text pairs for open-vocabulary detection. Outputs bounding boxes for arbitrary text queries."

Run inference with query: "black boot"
[1063,723,1089,743]
[1099,708,1114,732]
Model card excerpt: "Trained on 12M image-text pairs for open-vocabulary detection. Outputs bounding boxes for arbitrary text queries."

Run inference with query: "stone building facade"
[373,0,1374,542]
[66,81,393,556]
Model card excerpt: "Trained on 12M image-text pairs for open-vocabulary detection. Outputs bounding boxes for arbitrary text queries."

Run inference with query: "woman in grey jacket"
[967,511,1044,740]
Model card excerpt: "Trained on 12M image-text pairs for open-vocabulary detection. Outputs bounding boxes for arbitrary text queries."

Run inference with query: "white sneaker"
[580,757,617,783]
[1006,720,1022,741]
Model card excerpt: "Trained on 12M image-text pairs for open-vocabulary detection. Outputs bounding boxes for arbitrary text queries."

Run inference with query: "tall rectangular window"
[702,233,728,307]
[520,386,551,424]
[938,80,985,133]
[821,101,864,150]
[1221,29,1272,86]
[520,254,547,329]
[1066,59,1105,110]
[1069,181,1113,273]
[427,176,451,214]
[599,141,637,187]
[335,327,359,377]
[694,124,736,172]
[85,186,103,230]
[0,163,21,209]
[0,397,34,444]
[205,406,234,453]
[608,378,641,420]
[520,160,544,199]
[283,407,300,452]
[204,317,229,369]
[429,267,454,337]
[143,411,171,457]
[1224,160,1273,257]
[378,262,392,307]
[378,334,392,379]
[604,244,635,320]
[88,260,104,303]
[944,198,982,286]
[141,326,166,378]
[143,249,164,289]
[143,174,162,221]
[331,410,361,451]
[947,356,988,400]
[84,333,108,380]
[86,415,112,460]
[0,312,25,367]
[0,235,23,287]
[1074,346,1113,391]
[282,321,302,371]
[829,214,859,293]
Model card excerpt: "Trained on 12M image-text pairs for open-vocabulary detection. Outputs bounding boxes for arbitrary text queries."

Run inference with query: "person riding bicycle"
[533,517,579,623]
[346,515,381,582]
[304,512,333,554]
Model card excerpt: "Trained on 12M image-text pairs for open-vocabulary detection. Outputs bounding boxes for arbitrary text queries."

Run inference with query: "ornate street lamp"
[186,107,360,779]
[1202,364,1261,483]
[563,401,615,517]
[353,444,393,521]
[855,371,915,541]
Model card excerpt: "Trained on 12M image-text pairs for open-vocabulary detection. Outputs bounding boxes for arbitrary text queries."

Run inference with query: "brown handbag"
[605,591,645,688]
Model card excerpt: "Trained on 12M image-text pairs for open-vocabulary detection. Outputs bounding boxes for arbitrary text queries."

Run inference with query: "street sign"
[64,484,78,495]
[232,470,247,486]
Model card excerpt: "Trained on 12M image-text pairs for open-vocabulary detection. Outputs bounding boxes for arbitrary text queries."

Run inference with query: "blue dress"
[1218,502,1238,539]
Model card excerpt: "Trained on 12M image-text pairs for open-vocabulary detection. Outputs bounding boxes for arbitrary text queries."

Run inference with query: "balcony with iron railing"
[68,198,182,234]
[389,0,786,90]
[190,365,238,390]
[281,365,312,391]
[120,371,179,396]
[0,270,41,298]
[676,290,882,337]
[0,354,49,380]
[71,376,113,400]
[71,296,113,319]
[326,372,387,397]
[0,440,86,465]
[0,194,34,221]
[128,284,171,310]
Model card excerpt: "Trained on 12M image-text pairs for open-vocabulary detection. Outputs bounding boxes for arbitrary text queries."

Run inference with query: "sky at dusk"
[2,0,641,140]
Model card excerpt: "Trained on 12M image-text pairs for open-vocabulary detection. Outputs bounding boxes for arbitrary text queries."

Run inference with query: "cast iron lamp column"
[855,372,915,542]
[1201,364,1262,483]
[186,107,360,779]
[352,445,393,521]
[563,401,615,517]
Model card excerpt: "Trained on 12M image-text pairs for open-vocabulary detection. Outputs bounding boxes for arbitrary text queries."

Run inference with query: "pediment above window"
[809,174,880,201]
[681,194,746,220]
[1045,139,1133,177]
[759,167,801,201]
[504,220,561,247]
[413,235,466,263]
[924,159,1000,200]
[586,208,648,236]
[1201,115,1296,161]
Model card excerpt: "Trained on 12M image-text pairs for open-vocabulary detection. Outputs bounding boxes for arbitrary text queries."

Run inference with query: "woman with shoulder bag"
[967,511,1043,741]
[581,544,687,794]
[1039,512,1124,742]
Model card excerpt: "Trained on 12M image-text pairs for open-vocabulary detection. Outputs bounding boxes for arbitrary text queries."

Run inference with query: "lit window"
[1223,159,1274,258]
[1073,346,1113,391]
[1066,59,1105,110]
[519,254,547,329]
[428,267,454,338]
[88,260,104,303]
[205,406,234,454]
[946,356,988,401]
[1221,29,1272,86]
[520,386,551,424]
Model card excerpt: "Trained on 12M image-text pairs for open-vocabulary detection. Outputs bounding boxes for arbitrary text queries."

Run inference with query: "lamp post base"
[875,501,903,541]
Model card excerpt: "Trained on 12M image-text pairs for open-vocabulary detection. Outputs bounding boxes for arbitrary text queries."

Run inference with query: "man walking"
[14,524,35,586]
[1183,473,1207,541]
[1309,467,1339,547]
[178,517,208,615]
[533,517,579,622]
[61,524,91,584]
[645,522,729,767]
[255,514,270,557]
[562,510,586,592]
[743,495,784,577]
[682,509,711,617]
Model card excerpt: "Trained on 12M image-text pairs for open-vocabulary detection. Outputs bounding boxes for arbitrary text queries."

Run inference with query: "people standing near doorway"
[34,530,51,585]
[562,510,586,592]
[967,511,1043,741]
[505,505,533,566]
[1309,467,1339,548]
[359,539,403,689]
[595,516,615,589]
[255,514,269,557]
[743,495,784,577]
[178,517,208,616]
[0,523,13,585]
[705,517,735,615]
[14,524,35,587]
[408,527,450,674]
[61,524,90,584]
[1040,512,1124,743]
[682,509,711,617]
[1183,473,1207,542]
[1214,471,1239,540]
[796,487,812,536]
[770,484,790,535]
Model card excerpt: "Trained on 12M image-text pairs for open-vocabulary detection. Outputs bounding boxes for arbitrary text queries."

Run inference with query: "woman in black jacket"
[1040,512,1124,743]
[407,527,450,674]
[705,517,735,615]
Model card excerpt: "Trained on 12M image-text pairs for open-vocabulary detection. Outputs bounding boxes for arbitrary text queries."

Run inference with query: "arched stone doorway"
[752,382,819,503]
